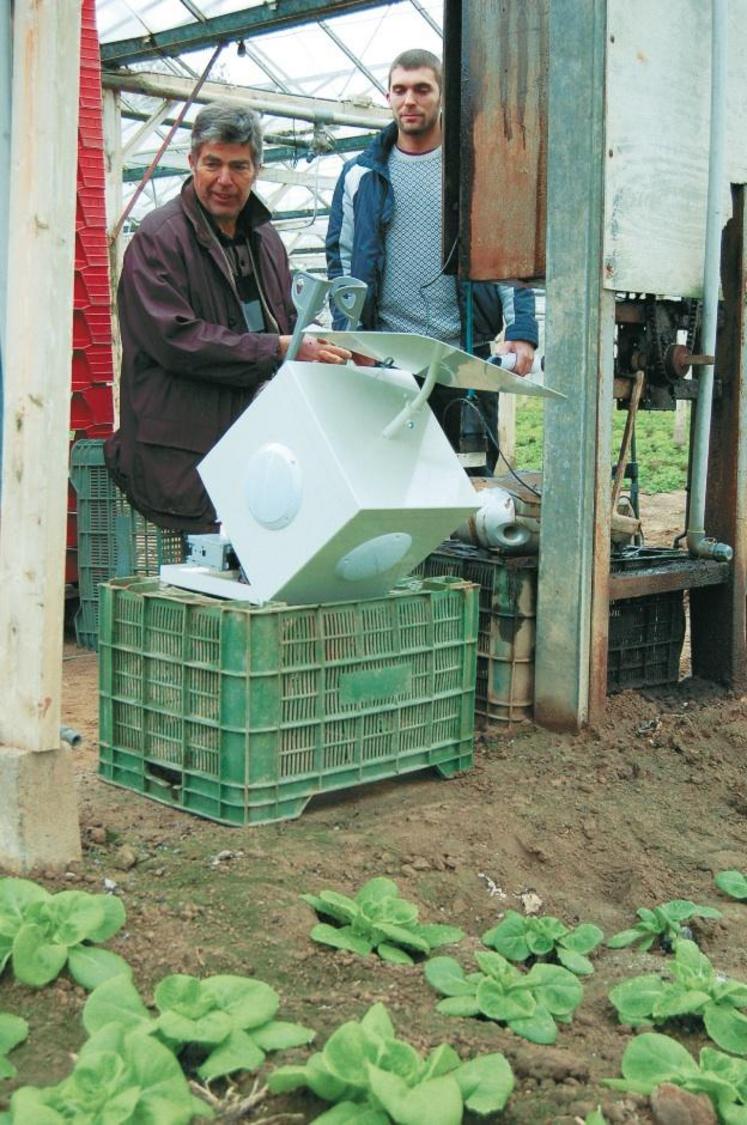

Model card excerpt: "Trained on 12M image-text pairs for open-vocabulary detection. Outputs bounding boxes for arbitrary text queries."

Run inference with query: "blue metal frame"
[121,132,377,183]
[101,0,390,66]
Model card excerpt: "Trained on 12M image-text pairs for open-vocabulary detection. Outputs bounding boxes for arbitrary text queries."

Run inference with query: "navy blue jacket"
[325,122,538,353]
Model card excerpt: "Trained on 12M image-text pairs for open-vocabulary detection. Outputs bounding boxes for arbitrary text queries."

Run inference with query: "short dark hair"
[191,100,264,164]
[388,49,442,91]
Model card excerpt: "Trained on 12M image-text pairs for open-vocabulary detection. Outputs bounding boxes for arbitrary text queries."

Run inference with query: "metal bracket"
[381,352,445,439]
[284,271,334,361]
[329,276,367,330]
[285,273,369,360]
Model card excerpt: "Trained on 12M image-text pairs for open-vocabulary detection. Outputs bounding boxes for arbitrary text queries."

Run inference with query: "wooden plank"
[443,0,548,282]
[609,560,729,600]
[0,0,82,752]
[603,0,747,296]
[690,185,747,689]
[496,393,516,469]
[0,9,11,352]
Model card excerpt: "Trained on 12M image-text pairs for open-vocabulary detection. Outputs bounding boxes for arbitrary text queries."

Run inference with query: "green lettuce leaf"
[11,923,68,987]
[67,946,132,991]
[453,1052,514,1114]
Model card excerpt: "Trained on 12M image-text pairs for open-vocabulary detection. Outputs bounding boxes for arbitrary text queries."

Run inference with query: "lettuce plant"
[83,971,314,1081]
[425,951,583,1045]
[607,899,721,953]
[605,1031,747,1124]
[0,1014,28,1080]
[268,1001,514,1124]
[716,871,747,901]
[0,1024,211,1124]
[482,910,604,975]
[0,877,130,990]
[301,877,464,965]
[609,939,747,1055]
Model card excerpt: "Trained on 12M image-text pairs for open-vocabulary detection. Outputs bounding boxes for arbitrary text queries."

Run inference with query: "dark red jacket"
[105,179,295,532]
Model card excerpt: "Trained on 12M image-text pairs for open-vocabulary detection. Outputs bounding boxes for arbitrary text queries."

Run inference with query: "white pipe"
[686,0,733,561]
[102,70,390,130]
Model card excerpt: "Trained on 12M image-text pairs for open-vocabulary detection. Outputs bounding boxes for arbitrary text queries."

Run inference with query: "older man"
[326,49,538,470]
[106,101,348,532]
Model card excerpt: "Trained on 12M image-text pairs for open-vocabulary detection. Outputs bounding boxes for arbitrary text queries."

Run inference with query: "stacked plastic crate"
[68,0,115,585]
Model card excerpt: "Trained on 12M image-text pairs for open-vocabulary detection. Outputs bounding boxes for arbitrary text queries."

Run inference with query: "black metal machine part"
[614,294,705,410]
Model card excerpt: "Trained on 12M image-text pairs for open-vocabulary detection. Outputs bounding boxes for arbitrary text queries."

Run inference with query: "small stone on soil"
[113,845,138,871]
[650,1083,717,1125]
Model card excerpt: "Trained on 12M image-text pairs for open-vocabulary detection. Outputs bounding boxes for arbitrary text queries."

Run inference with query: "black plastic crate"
[419,542,688,718]
[607,589,685,693]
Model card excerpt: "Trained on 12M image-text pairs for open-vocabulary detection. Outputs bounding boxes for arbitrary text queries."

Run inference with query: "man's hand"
[278,335,351,364]
[350,351,377,367]
[494,339,536,377]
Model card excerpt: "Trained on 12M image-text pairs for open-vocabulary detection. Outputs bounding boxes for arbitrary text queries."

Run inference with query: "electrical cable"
[441,395,543,498]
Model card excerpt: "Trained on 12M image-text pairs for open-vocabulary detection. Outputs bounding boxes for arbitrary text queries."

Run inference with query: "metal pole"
[686,0,732,562]
[464,281,474,354]
[101,70,390,130]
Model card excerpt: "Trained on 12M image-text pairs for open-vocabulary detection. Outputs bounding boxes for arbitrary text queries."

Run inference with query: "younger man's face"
[387,65,441,139]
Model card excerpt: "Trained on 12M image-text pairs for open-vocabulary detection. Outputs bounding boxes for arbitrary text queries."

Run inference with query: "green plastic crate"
[98,575,479,825]
[70,440,186,650]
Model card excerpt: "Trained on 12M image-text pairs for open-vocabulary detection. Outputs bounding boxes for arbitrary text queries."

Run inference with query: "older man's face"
[189,141,257,235]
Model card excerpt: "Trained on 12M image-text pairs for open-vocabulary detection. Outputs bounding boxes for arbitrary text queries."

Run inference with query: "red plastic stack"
[69,0,115,584]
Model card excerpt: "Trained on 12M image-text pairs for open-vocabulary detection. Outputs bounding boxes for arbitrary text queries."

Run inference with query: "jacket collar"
[359,121,399,174]
[179,178,274,249]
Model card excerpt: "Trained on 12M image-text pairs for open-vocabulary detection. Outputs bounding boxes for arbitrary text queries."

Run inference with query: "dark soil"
[2,491,745,1124]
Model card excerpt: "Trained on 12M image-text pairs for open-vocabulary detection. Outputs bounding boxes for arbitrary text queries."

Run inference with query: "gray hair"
[191,101,264,164]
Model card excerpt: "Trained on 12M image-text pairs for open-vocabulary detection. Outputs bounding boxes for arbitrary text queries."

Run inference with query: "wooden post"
[496,394,516,470]
[690,185,747,689]
[0,0,82,870]
[0,6,12,475]
[672,399,688,446]
[534,0,614,730]
[0,7,11,348]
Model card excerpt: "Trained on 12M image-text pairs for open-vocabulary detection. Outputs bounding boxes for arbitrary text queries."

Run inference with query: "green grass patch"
[513,401,689,494]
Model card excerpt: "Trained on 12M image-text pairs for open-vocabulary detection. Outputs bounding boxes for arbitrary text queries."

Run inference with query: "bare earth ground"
[3,491,746,1124]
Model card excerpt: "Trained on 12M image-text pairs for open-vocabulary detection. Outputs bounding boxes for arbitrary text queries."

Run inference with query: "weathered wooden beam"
[534,0,613,730]
[0,0,82,869]
[690,185,747,689]
[609,560,729,600]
